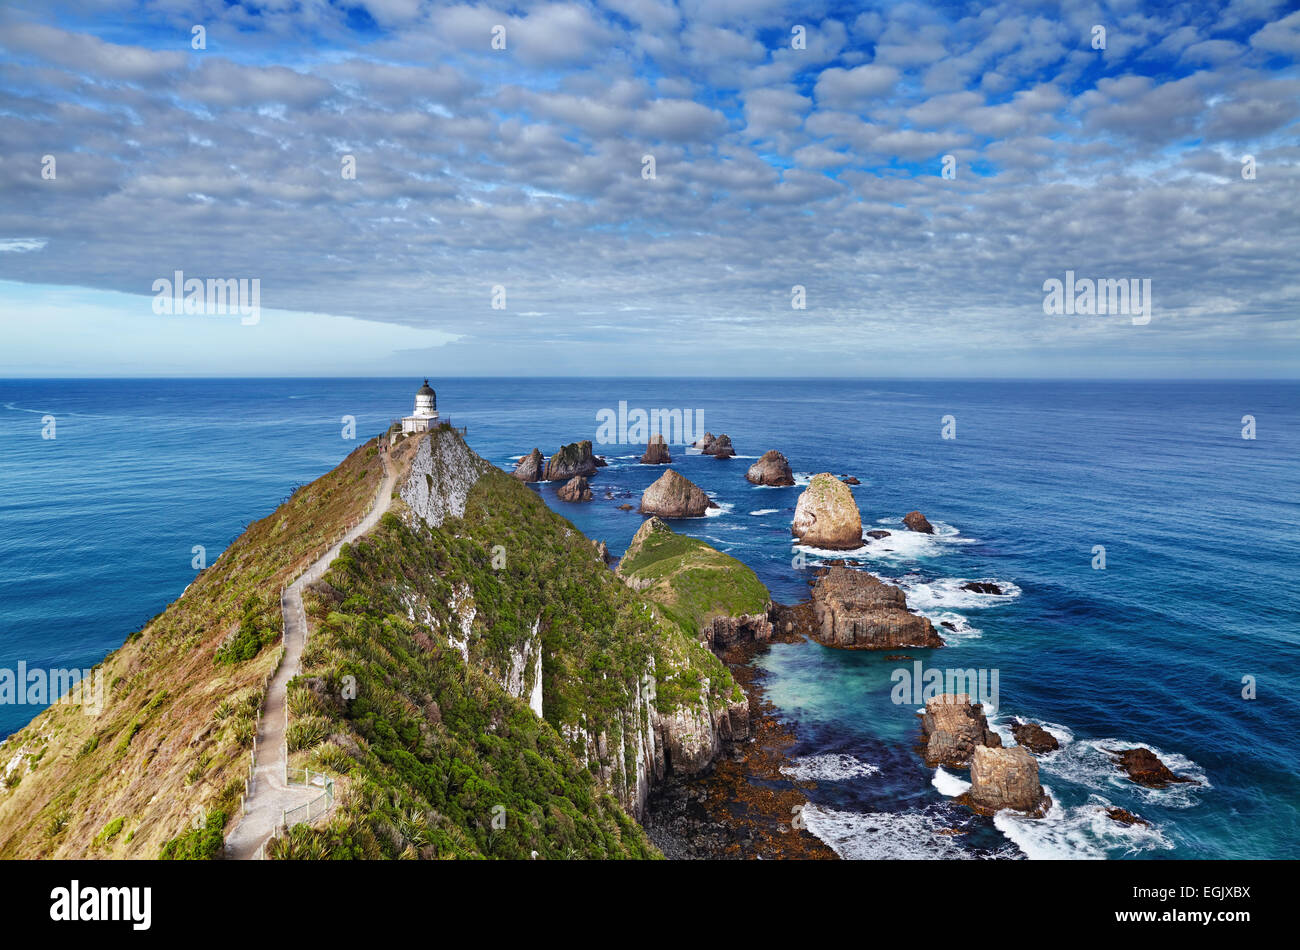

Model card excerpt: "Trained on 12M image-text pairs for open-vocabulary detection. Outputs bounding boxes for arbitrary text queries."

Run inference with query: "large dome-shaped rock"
[792,473,863,549]
[746,450,794,486]
[641,434,671,464]
[512,448,543,482]
[921,694,1000,768]
[969,745,1050,815]
[557,476,592,502]
[640,469,717,518]
[544,440,599,481]
[811,567,942,650]
[903,510,934,534]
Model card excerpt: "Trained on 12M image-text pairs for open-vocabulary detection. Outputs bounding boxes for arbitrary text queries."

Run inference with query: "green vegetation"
[94,817,125,847]
[616,517,770,639]
[0,439,384,858]
[275,432,741,858]
[159,809,227,860]
[214,595,280,665]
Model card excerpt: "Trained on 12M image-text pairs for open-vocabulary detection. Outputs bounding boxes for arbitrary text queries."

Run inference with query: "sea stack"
[969,745,1051,815]
[545,440,600,480]
[809,566,942,650]
[1011,719,1059,753]
[746,450,795,486]
[920,694,1001,768]
[641,434,671,464]
[557,476,593,502]
[903,510,934,534]
[1110,747,1196,788]
[703,434,735,458]
[792,473,863,549]
[512,448,544,482]
[640,469,717,518]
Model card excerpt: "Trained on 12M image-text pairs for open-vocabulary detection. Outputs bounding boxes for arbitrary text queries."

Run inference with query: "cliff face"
[311,428,744,833]
[398,425,492,526]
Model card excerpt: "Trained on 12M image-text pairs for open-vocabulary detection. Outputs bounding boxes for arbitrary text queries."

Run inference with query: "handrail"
[249,440,389,858]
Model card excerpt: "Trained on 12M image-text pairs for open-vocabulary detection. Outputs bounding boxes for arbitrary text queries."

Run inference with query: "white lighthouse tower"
[401,379,440,435]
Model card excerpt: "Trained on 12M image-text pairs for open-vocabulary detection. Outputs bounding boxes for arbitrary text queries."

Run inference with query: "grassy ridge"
[270,454,743,858]
[616,517,771,638]
[0,439,384,858]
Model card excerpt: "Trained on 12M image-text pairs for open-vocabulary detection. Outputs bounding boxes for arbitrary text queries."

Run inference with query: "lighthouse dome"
[414,379,436,415]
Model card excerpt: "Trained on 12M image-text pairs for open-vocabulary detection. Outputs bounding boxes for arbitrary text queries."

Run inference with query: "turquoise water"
[1,378,1296,858]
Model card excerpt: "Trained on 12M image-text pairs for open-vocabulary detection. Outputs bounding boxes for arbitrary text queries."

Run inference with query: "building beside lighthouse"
[401,379,440,435]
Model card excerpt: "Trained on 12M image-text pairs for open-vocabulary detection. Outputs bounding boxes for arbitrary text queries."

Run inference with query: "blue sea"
[2,378,1297,859]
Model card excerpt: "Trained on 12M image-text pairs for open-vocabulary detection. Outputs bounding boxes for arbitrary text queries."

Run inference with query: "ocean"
[2,378,1297,859]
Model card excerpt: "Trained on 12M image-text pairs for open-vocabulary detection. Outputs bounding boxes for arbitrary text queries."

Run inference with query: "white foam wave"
[931,767,971,797]
[848,521,976,564]
[780,753,879,782]
[793,541,871,559]
[893,575,1022,610]
[749,508,779,516]
[704,500,733,518]
[924,610,983,643]
[1036,738,1209,809]
[985,713,1074,753]
[993,791,1175,859]
[802,804,981,860]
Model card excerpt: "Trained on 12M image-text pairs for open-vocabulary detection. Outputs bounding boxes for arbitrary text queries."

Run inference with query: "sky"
[0,0,1297,378]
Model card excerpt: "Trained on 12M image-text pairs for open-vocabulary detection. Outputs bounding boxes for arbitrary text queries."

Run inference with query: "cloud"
[0,0,1296,377]
[813,64,901,109]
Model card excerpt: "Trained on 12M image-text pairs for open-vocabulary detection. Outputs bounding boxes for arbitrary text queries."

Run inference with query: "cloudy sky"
[1,0,1297,377]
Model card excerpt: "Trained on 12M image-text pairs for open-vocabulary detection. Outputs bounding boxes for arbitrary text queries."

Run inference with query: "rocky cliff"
[345,428,745,827]
[798,566,942,650]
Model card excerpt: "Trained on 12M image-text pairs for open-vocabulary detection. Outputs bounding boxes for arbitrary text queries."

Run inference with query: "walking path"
[225,445,395,859]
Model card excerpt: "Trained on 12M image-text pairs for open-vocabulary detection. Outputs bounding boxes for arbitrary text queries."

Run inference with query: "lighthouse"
[401,379,440,435]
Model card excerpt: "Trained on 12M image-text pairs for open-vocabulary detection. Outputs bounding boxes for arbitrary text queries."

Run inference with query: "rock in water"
[961,581,1003,595]
[1110,747,1196,788]
[1011,719,1059,753]
[693,432,714,451]
[792,473,863,549]
[903,510,934,533]
[557,476,593,502]
[921,694,1001,768]
[544,440,600,481]
[512,448,544,482]
[640,469,717,518]
[1107,807,1149,827]
[866,529,891,539]
[704,433,735,458]
[969,745,1050,815]
[642,434,671,464]
[746,450,795,486]
[841,475,861,485]
[810,566,942,650]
